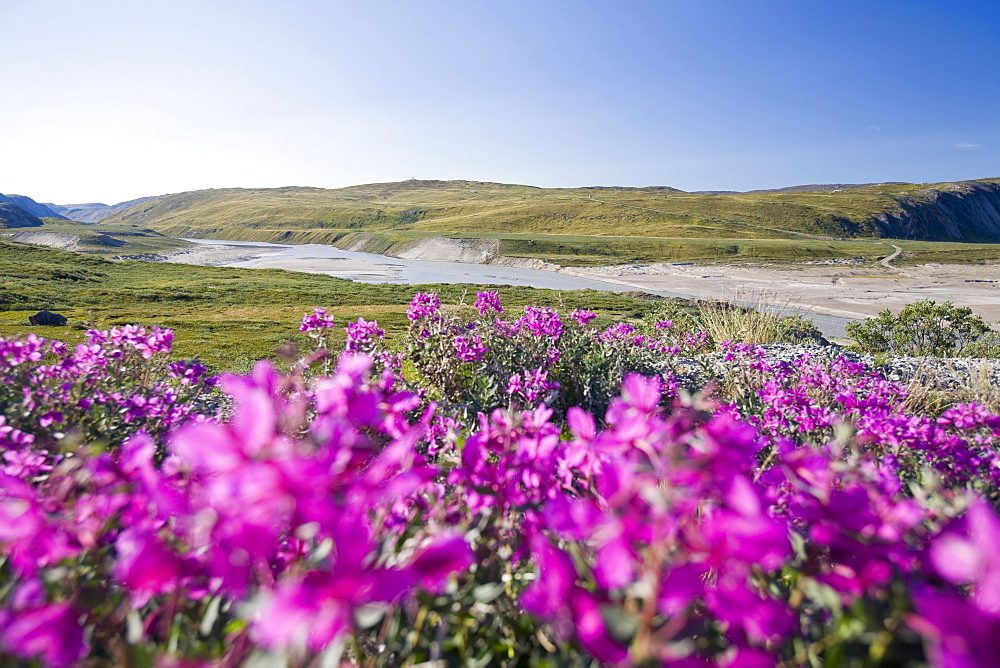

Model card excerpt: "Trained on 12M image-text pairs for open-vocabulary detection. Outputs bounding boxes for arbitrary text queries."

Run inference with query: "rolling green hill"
[95,178,1000,266]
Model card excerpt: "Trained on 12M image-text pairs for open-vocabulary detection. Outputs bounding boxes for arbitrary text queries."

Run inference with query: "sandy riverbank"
[564,261,1000,323]
[163,244,289,267]
[161,242,1000,324]
[163,243,404,279]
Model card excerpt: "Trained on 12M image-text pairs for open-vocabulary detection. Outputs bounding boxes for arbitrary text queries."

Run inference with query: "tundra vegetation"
[847,300,994,358]
[3,273,1000,666]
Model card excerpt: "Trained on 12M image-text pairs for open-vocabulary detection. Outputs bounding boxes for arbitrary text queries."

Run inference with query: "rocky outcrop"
[489,255,563,271]
[870,181,1000,241]
[29,310,68,326]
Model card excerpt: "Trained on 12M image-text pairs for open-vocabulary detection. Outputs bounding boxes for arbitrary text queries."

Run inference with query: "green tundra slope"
[97,178,1000,266]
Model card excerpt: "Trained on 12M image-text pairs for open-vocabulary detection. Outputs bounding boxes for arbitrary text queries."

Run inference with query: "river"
[179,238,853,337]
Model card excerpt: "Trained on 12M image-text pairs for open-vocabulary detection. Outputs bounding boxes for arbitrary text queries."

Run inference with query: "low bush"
[847,299,992,357]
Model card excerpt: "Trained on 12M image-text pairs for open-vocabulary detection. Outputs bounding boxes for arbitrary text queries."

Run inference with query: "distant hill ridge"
[44,196,163,223]
[0,192,64,223]
[0,202,43,229]
[0,190,164,229]
[97,177,1000,244]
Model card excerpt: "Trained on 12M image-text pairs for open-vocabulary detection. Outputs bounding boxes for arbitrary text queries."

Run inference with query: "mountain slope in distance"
[45,195,163,223]
[0,192,64,220]
[99,178,1000,244]
[0,202,43,229]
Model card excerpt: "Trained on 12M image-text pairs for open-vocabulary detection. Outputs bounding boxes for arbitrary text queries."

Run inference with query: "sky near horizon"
[1,0,998,204]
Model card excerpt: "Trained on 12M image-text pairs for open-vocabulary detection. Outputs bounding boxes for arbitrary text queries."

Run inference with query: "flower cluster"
[299,306,335,333]
[516,305,564,340]
[403,292,686,420]
[474,290,503,316]
[454,334,486,362]
[0,327,214,449]
[570,308,597,326]
[507,366,559,405]
[344,316,385,353]
[407,291,441,321]
[0,350,472,666]
[5,296,1000,666]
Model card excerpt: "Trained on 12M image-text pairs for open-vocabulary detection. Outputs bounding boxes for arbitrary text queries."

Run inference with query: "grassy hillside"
[97,178,1000,266]
[0,239,668,372]
[102,179,903,239]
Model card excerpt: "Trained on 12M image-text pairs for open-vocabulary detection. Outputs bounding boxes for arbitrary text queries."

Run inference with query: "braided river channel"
[180,238,852,337]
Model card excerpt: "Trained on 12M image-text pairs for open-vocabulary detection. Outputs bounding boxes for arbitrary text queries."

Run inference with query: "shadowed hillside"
[0,202,42,229]
[0,193,65,220]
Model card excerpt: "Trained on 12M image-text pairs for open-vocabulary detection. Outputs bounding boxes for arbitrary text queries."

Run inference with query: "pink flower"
[0,581,88,668]
[407,292,441,321]
[516,306,564,339]
[113,528,184,601]
[929,499,1000,613]
[410,532,475,592]
[454,334,486,362]
[300,307,335,333]
[344,317,385,353]
[570,309,597,326]
[474,291,503,315]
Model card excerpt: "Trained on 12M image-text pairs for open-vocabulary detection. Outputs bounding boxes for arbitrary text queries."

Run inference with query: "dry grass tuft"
[694,291,820,346]
[902,358,1000,415]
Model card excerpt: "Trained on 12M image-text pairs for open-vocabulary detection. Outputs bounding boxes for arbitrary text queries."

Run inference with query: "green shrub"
[959,330,1000,359]
[847,300,991,357]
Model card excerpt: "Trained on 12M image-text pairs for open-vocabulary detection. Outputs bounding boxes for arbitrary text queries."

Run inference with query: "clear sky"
[1,0,998,204]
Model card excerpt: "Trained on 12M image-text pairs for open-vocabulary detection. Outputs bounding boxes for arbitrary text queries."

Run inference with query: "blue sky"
[1,0,997,204]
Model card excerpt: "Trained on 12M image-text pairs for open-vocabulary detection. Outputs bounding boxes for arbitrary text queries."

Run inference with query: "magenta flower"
[0,416,33,449]
[409,532,475,592]
[474,290,503,315]
[344,317,385,353]
[299,307,335,333]
[569,309,597,326]
[911,588,1000,668]
[113,528,184,601]
[0,581,88,668]
[407,292,441,321]
[596,322,636,342]
[516,306,564,339]
[522,535,628,663]
[928,499,1000,613]
[506,367,558,405]
[454,334,486,362]
[0,475,80,576]
[251,515,468,652]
